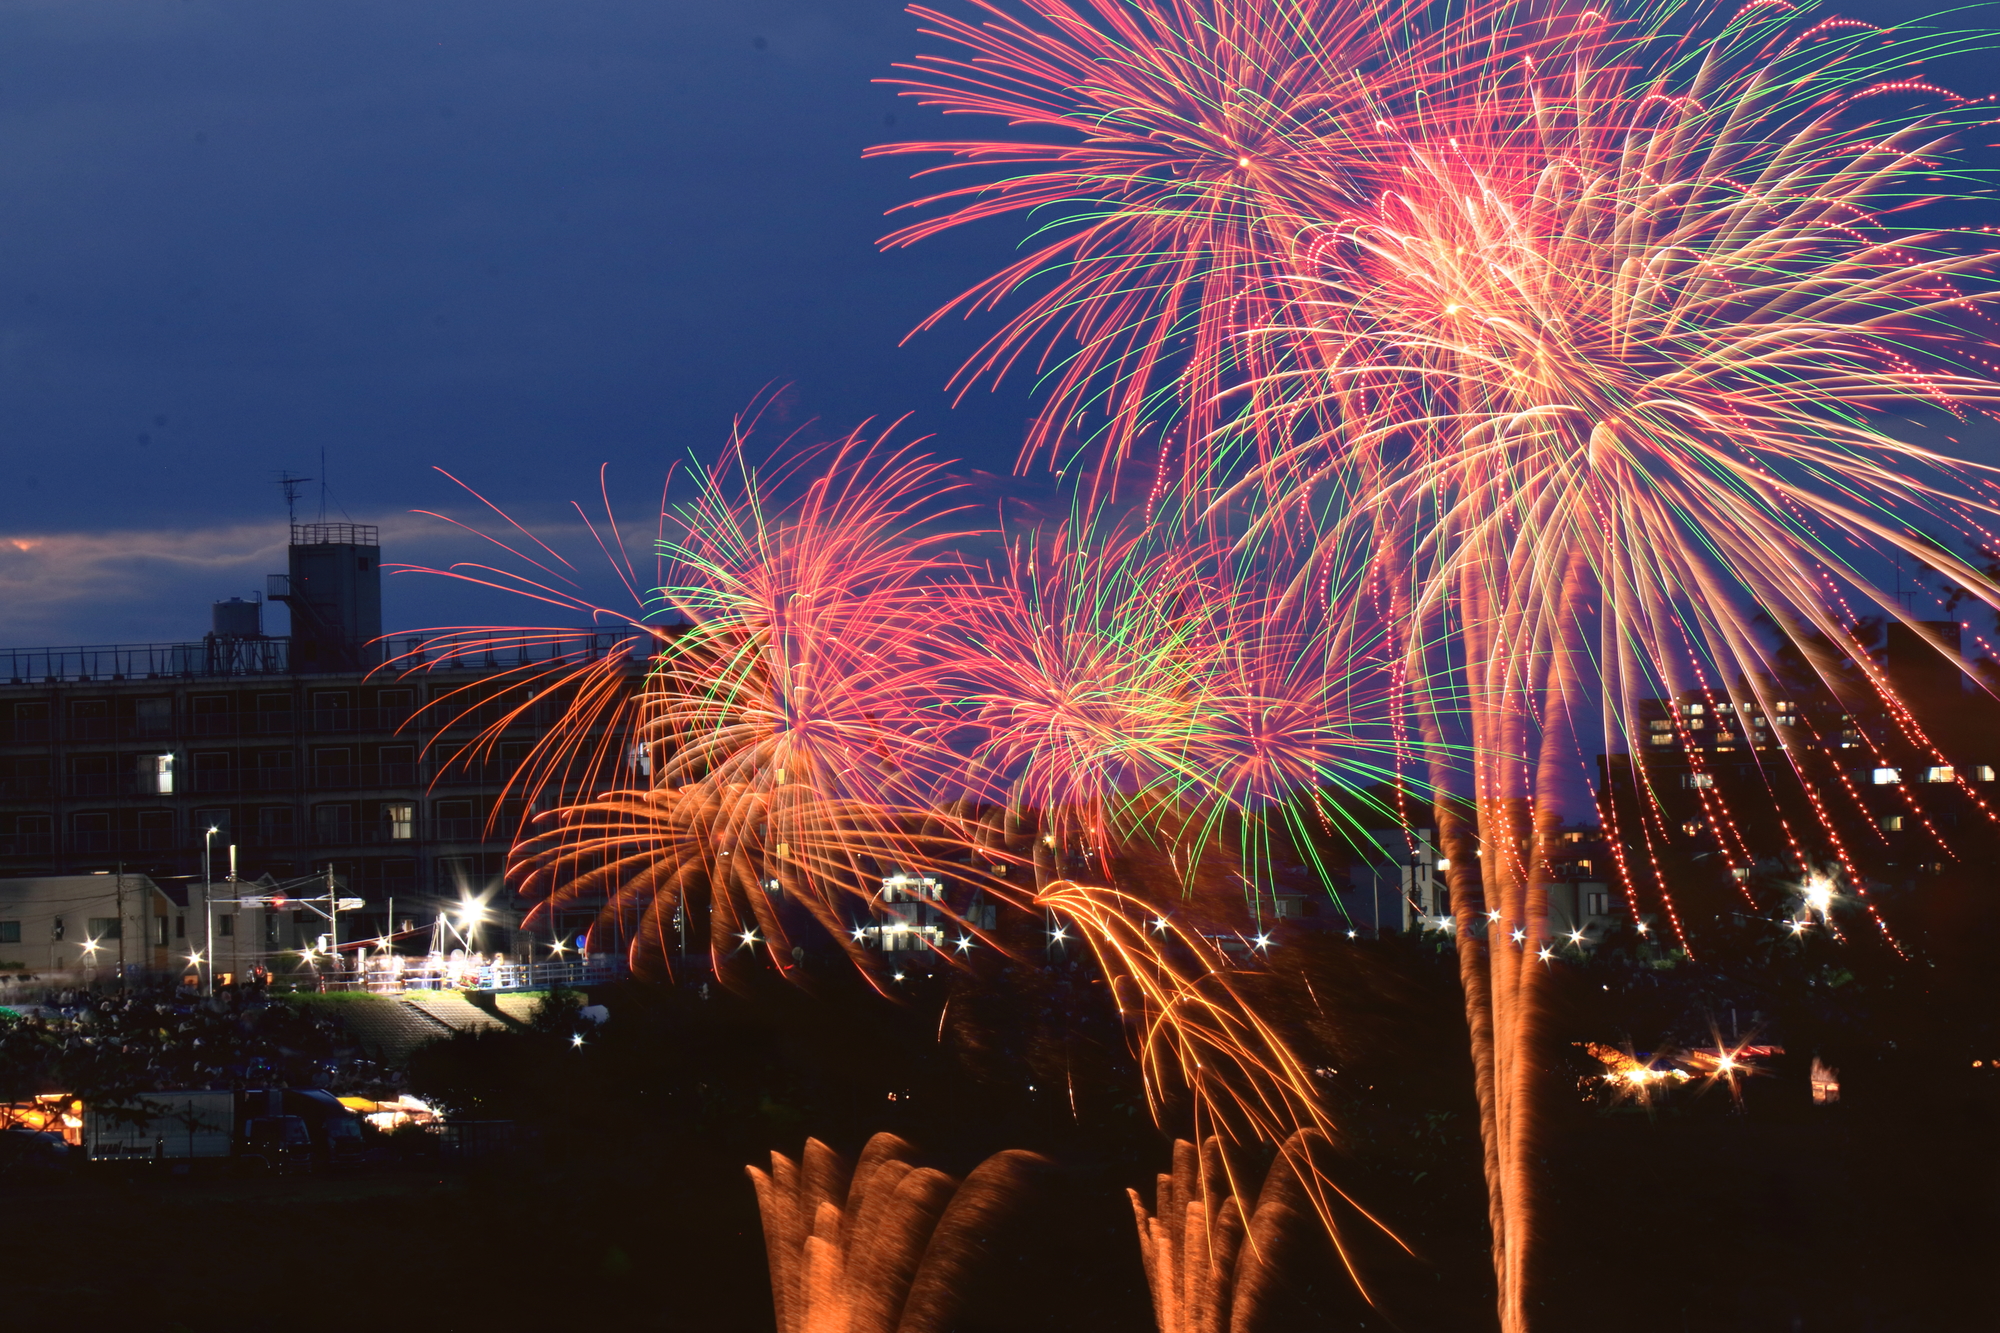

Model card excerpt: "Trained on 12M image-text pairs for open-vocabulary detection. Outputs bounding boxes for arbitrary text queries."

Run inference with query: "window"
[255,751,295,790]
[384,803,414,841]
[1730,867,1752,882]
[13,815,50,849]
[1650,733,1674,746]
[257,807,296,843]
[1871,768,1902,785]
[87,917,122,941]
[0,921,19,944]
[1775,700,1796,713]
[1681,773,1714,789]
[134,697,172,736]
[1881,815,1904,832]
[434,799,474,840]
[194,808,231,837]
[378,745,416,781]
[1977,766,1997,782]
[71,812,110,849]
[1683,703,1705,716]
[264,913,280,945]
[139,752,175,794]
[175,915,185,939]
[1574,859,1594,875]
[376,688,412,711]
[155,916,169,947]
[1648,719,1673,732]
[218,915,234,937]
[1584,892,1610,916]
[1921,766,1955,784]
[314,804,354,841]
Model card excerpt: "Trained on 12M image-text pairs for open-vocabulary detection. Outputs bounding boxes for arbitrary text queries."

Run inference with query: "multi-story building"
[1360,823,1618,939]
[0,521,651,965]
[1599,620,2000,908]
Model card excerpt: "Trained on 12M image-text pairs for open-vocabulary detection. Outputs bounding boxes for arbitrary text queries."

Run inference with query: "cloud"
[0,511,654,648]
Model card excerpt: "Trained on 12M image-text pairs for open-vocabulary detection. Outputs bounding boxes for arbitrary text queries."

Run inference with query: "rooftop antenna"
[276,470,313,528]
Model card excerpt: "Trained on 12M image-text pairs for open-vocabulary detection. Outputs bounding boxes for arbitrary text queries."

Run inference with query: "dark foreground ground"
[0,928,1992,1333]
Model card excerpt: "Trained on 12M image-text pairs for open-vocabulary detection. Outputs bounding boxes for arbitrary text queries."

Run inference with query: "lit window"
[1648,719,1673,732]
[1921,766,1955,784]
[1650,733,1674,746]
[1686,717,1707,729]
[1682,773,1714,789]
[1976,766,1997,782]
[1880,815,1904,832]
[1730,867,1752,882]
[1775,700,1796,713]
[140,753,175,794]
[1871,768,1902,785]
[384,803,414,841]
[1684,703,1706,716]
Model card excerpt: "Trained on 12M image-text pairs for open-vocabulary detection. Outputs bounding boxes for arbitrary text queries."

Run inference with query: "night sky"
[0,0,1990,647]
[0,0,1038,646]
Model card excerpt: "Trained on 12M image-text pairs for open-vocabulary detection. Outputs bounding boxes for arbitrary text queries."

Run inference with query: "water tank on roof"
[212,596,263,638]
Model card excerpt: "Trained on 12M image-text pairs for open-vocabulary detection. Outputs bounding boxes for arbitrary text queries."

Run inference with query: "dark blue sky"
[0,0,1038,645]
[0,0,1989,646]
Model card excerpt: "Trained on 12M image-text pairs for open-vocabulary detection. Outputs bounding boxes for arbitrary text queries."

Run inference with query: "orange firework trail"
[883,1,2000,1327]
[503,419,1020,984]
[401,412,1427,1296]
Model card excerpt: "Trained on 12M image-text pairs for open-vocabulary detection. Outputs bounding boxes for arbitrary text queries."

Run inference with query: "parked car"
[0,1127,70,1177]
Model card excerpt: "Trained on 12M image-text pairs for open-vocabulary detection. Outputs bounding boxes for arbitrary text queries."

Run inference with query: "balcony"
[63,773,184,799]
[188,769,301,794]
[309,707,416,734]
[309,763,421,791]
[68,827,181,853]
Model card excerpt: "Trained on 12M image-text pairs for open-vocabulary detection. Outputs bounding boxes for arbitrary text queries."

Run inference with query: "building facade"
[0,522,651,961]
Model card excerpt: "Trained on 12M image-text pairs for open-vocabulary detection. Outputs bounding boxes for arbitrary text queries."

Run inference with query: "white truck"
[83,1090,235,1164]
[82,1088,333,1171]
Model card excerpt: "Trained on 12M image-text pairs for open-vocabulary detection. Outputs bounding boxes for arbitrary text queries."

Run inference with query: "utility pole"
[227,844,238,985]
[326,863,338,988]
[202,828,218,997]
[115,863,126,987]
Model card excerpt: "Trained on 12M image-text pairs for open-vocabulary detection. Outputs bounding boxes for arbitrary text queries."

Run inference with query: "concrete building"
[0,873,201,985]
[0,520,654,963]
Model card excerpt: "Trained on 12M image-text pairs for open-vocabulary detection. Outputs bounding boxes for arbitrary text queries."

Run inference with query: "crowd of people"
[0,978,376,1106]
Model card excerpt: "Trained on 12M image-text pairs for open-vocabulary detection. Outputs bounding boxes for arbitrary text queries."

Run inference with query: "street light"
[202,826,220,998]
